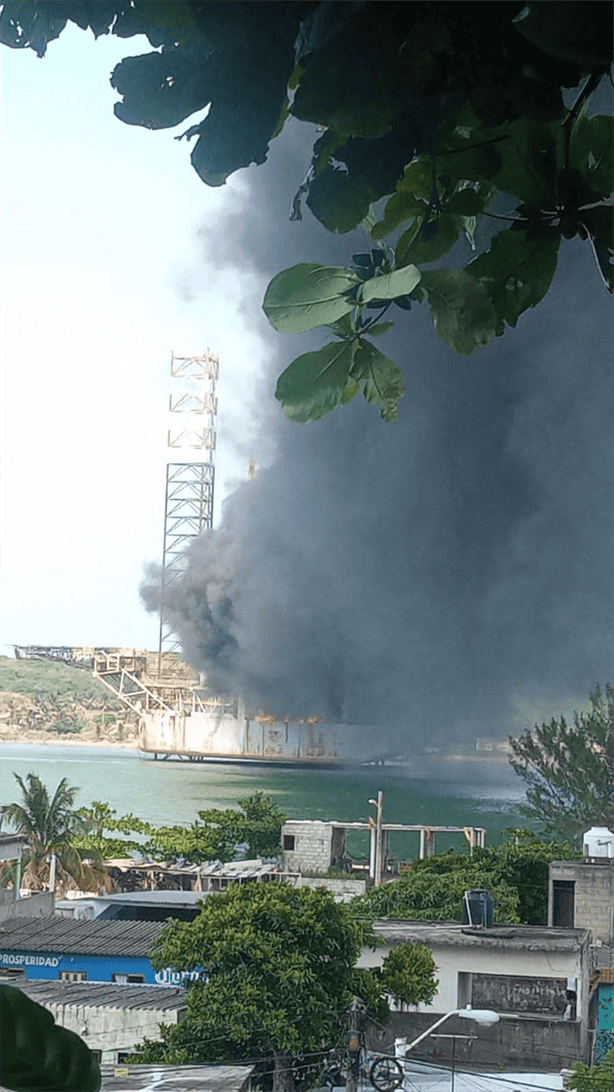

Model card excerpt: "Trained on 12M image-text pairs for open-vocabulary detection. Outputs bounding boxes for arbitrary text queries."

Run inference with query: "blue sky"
[1,24,270,652]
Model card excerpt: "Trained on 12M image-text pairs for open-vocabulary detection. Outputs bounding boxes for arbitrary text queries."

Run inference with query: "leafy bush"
[354,829,578,924]
[569,1048,614,1091]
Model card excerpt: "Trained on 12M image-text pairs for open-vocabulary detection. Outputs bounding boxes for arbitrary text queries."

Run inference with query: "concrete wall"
[470,972,568,1016]
[549,860,614,944]
[358,939,589,1022]
[139,712,384,764]
[41,999,181,1064]
[357,926,590,1060]
[368,1010,585,1068]
[296,876,366,901]
[281,821,334,874]
[0,890,54,921]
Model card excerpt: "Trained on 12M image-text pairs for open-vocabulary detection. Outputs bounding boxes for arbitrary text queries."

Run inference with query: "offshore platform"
[14,351,384,765]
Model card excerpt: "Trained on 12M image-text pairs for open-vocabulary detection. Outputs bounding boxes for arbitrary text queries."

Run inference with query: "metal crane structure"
[157,349,218,674]
[15,351,390,763]
[91,350,236,728]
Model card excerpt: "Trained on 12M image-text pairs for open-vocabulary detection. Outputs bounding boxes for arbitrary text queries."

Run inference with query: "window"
[117,1052,136,1064]
[457,971,473,1009]
[59,971,87,982]
[552,880,575,927]
[111,973,145,984]
[90,1051,102,1063]
[283,835,295,851]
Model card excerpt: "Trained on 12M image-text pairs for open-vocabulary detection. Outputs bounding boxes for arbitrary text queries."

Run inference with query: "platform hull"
[138,711,385,765]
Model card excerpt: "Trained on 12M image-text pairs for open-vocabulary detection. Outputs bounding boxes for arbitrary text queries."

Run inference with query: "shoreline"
[0,734,139,752]
[0,735,511,765]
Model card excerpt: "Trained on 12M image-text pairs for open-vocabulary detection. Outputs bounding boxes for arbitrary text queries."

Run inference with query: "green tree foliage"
[131,883,398,1092]
[378,943,438,1010]
[509,684,614,841]
[74,800,153,860]
[569,1048,614,1092]
[0,984,100,1092]
[355,830,578,924]
[1,3,611,423]
[145,792,286,864]
[0,774,108,895]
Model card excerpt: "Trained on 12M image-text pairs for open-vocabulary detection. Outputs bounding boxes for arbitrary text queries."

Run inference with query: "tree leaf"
[290,6,402,141]
[493,117,561,206]
[398,212,460,265]
[263,264,359,333]
[306,124,420,233]
[581,205,614,291]
[513,2,613,67]
[445,188,487,216]
[420,269,497,354]
[371,192,427,241]
[363,321,395,338]
[467,227,561,332]
[358,265,421,305]
[0,984,101,1092]
[305,169,377,234]
[0,2,69,56]
[351,340,405,421]
[397,158,434,202]
[571,114,614,201]
[275,339,359,422]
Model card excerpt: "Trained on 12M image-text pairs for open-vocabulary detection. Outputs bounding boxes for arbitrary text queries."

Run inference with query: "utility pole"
[345,998,363,1092]
[369,790,384,887]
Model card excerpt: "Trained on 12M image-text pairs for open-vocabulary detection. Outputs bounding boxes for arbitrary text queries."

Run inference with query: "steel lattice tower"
[157,350,218,673]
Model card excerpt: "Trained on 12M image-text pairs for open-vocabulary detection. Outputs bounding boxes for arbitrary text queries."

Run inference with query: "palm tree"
[0,773,110,895]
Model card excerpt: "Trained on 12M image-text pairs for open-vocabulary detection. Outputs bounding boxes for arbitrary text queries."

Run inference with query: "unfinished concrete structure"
[280,818,486,881]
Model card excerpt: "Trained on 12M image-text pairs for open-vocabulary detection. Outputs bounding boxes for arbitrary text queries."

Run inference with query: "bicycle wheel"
[369,1055,404,1092]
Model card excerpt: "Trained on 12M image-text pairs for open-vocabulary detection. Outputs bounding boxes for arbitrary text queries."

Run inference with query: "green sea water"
[0,743,528,859]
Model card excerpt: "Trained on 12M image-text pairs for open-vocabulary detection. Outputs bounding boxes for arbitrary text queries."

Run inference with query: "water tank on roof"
[583,827,614,859]
[462,888,494,928]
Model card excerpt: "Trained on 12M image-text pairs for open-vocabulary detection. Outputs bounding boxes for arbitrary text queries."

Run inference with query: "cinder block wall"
[280,821,333,874]
[297,876,366,901]
[550,861,614,944]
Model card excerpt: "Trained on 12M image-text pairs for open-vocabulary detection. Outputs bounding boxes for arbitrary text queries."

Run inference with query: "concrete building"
[0,832,56,921]
[280,819,486,879]
[359,922,592,1067]
[55,890,206,923]
[549,858,614,950]
[0,915,186,985]
[15,979,186,1065]
[549,842,614,1065]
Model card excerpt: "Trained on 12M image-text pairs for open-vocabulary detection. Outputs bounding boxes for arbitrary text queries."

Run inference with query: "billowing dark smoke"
[141,121,613,745]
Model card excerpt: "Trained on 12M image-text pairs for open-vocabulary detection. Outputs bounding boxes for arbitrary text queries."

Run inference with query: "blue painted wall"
[0,948,197,986]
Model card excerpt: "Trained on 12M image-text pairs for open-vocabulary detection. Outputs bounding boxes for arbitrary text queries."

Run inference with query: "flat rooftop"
[373,921,590,950]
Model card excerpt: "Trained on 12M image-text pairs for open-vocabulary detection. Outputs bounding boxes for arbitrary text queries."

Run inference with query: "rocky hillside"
[0,656,137,745]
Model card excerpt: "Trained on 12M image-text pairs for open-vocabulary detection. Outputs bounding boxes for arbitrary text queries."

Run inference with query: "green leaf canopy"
[0,985,101,1092]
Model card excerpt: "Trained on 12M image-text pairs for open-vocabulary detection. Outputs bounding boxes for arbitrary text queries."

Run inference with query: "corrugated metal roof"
[98,1063,254,1091]
[0,916,164,957]
[17,979,186,1011]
